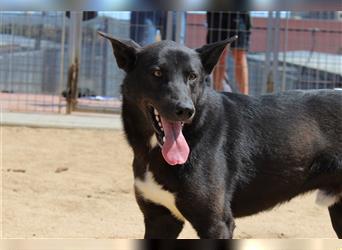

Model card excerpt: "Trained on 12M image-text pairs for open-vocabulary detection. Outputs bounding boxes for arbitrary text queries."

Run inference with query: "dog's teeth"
[154,109,159,116]
[155,115,159,121]
[161,127,164,131]
[163,137,165,142]
[158,122,162,127]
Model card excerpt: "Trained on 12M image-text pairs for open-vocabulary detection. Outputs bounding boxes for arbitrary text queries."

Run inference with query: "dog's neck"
[188,87,222,128]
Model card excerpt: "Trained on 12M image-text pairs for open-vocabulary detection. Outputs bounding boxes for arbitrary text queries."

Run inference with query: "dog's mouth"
[148,106,190,166]
[149,106,166,146]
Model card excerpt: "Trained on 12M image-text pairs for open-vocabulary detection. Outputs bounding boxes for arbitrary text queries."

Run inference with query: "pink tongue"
[160,117,190,166]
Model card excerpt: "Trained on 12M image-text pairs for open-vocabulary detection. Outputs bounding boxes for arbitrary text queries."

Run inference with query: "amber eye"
[188,72,197,81]
[152,69,162,77]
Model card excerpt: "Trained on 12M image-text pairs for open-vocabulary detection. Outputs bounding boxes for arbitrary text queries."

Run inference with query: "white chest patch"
[135,171,185,221]
[316,189,341,207]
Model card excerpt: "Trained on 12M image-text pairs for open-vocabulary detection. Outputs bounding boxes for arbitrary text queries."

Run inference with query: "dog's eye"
[188,72,197,81]
[152,69,162,77]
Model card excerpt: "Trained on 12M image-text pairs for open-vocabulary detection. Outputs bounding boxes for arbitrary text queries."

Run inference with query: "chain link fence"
[0,12,66,113]
[1,11,341,113]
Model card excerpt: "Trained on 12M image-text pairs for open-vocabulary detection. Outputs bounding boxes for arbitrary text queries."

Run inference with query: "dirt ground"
[2,126,337,238]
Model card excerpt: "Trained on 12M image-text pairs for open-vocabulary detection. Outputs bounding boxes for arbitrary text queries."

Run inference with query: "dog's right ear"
[195,36,237,74]
[98,31,141,72]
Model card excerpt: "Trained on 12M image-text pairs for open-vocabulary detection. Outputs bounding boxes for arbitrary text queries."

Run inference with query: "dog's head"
[99,32,236,165]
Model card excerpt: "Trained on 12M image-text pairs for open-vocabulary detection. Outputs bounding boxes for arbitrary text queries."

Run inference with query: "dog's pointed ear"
[98,31,141,72]
[195,36,238,74]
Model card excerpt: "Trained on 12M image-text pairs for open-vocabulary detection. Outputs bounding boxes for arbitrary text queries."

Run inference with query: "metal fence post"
[66,11,82,114]
[281,12,290,91]
[166,11,174,41]
[58,12,66,113]
[174,11,186,44]
[263,11,274,94]
[273,11,281,93]
[101,17,108,96]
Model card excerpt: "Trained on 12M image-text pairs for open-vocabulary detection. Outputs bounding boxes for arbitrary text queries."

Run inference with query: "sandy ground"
[2,126,337,239]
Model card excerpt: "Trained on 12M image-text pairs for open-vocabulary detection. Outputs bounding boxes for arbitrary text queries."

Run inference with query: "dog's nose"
[175,104,195,120]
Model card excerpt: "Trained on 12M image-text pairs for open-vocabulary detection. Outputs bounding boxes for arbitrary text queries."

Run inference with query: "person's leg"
[232,48,249,94]
[207,12,230,92]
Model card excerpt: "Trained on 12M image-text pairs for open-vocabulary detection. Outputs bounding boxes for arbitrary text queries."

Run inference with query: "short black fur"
[99,32,342,239]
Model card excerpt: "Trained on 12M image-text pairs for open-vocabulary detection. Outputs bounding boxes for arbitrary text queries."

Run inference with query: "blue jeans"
[130,11,165,46]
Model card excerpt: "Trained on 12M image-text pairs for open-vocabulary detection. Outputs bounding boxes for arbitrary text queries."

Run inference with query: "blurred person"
[130,11,187,45]
[130,11,166,46]
[207,12,251,94]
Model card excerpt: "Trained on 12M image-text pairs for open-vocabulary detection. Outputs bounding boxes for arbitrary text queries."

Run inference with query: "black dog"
[99,31,342,239]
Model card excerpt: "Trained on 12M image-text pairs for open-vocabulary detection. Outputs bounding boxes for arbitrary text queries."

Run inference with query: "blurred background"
[1,11,341,114]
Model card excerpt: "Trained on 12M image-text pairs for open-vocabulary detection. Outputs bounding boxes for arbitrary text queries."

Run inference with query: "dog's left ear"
[195,36,237,74]
[98,31,141,72]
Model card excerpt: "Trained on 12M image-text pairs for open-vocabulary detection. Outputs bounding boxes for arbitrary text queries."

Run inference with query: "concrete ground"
[1,111,122,130]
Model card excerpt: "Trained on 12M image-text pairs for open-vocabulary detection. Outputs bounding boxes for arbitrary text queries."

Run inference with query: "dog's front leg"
[136,196,184,239]
[179,202,235,239]
[176,187,236,239]
[195,216,235,239]
[329,200,342,238]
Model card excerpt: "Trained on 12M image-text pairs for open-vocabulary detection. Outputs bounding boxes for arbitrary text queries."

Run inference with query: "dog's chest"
[134,170,185,221]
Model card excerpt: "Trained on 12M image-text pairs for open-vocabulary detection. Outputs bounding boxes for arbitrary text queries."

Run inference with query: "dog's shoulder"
[220,92,257,110]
